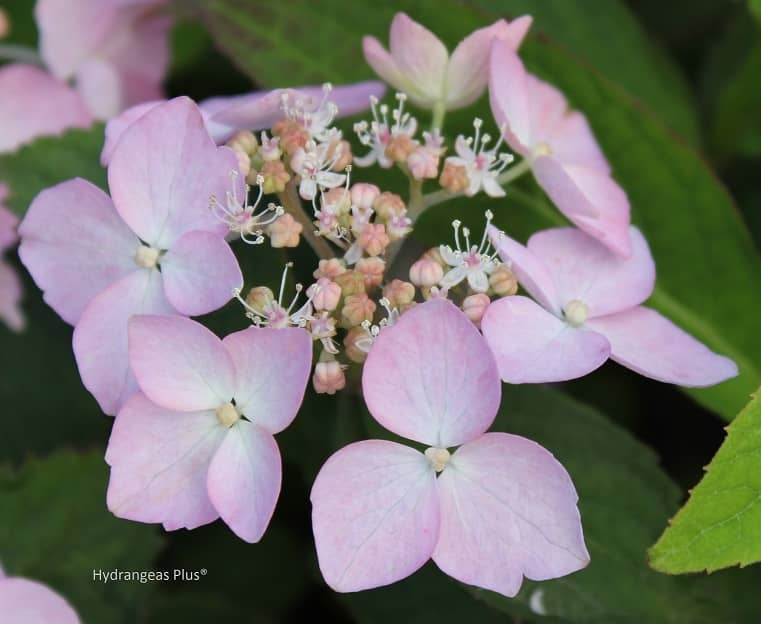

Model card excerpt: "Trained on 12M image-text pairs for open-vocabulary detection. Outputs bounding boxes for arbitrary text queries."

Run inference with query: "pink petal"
[388,13,448,107]
[0,64,91,153]
[129,315,236,412]
[18,178,139,325]
[488,41,532,154]
[72,269,175,416]
[587,306,739,386]
[107,97,238,249]
[481,296,610,383]
[311,440,439,592]
[447,17,532,110]
[363,298,500,447]
[75,58,123,121]
[363,36,416,100]
[106,392,225,531]
[546,110,610,173]
[100,100,164,166]
[160,230,242,316]
[433,432,589,597]
[526,226,654,317]
[523,73,569,150]
[221,327,312,434]
[0,577,80,624]
[0,261,25,332]
[488,225,560,314]
[0,201,18,251]
[533,158,632,257]
[207,420,281,543]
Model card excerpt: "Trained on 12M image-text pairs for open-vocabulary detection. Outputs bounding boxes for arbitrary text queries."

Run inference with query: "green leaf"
[473,385,761,623]
[751,0,761,24]
[649,388,761,573]
[0,124,106,217]
[0,450,163,624]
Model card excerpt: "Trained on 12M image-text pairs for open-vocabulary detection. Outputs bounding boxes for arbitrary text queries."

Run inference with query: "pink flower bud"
[245,286,275,313]
[266,213,302,248]
[226,130,258,155]
[314,258,347,280]
[329,139,353,171]
[231,146,251,178]
[439,161,469,193]
[358,223,390,257]
[350,183,381,210]
[488,264,518,296]
[308,277,342,311]
[356,257,385,290]
[383,279,416,306]
[344,326,369,363]
[322,187,352,215]
[462,293,491,325]
[313,360,347,394]
[273,118,309,154]
[409,258,444,287]
[259,160,290,194]
[334,270,366,296]
[342,293,376,326]
[373,191,405,220]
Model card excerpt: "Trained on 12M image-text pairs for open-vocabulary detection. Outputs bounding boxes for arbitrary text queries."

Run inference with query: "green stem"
[431,100,446,132]
[278,182,334,260]
[419,157,533,215]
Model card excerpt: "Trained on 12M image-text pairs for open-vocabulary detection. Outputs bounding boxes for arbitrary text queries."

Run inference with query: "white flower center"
[134,244,160,269]
[564,299,589,327]
[533,142,552,158]
[215,402,240,427]
[425,447,451,473]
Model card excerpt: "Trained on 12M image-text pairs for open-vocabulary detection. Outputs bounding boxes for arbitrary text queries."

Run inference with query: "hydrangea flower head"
[364,12,532,111]
[489,40,631,256]
[106,314,312,541]
[19,97,243,414]
[482,226,738,385]
[311,298,588,596]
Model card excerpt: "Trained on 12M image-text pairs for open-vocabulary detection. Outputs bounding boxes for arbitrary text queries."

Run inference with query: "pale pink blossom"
[0,570,80,624]
[308,277,342,311]
[19,98,243,415]
[35,0,172,120]
[312,360,347,395]
[482,226,738,385]
[106,314,311,541]
[364,13,532,110]
[311,299,588,595]
[446,119,513,197]
[0,185,24,331]
[490,41,631,256]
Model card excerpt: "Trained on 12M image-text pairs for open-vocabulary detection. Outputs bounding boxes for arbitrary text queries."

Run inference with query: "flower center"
[425,447,451,473]
[134,244,160,269]
[564,299,589,327]
[215,402,240,427]
[533,142,552,158]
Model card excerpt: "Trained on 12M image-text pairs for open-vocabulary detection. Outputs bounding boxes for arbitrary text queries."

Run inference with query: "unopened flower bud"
[407,146,440,180]
[227,130,258,155]
[314,258,347,280]
[259,132,282,161]
[312,360,346,395]
[356,257,385,290]
[424,285,448,300]
[308,277,342,311]
[334,270,366,297]
[350,183,381,210]
[383,279,415,307]
[273,118,309,154]
[342,293,376,326]
[245,286,274,312]
[423,246,446,266]
[266,213,302,248]
[439,161,469,194]
[322,187,352,215]
[329,139,353,171]
[259,160,290,194]
[409,258,444,287]
[231,146,251,178]
[462,293,491,325]
[344,327,369,363]
[373,192,405,220]
[385,135,418,163]
[489,265,518,297]
[358,223,390,257]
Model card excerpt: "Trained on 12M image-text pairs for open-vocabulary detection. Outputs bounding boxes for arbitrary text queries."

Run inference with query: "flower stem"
[431,100,446,133]
[0,44,44,66]
[278,182,335,260]
[418,157,533,216]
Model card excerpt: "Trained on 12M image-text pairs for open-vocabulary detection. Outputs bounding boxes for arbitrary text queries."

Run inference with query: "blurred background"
[1,0,760,622]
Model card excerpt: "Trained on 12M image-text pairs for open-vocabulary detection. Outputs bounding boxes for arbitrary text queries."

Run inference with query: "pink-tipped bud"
[409,258,444,287]
[341,293,376,326]
[373,192,405,220]
[313,360,346,395]
[385,135,418,163]
[227,130,258,155]
[334,270,366,297]
[407,146,441,180]
[423,246,446,265]
[350,183,381,210]
[258,160,291,194]
[439,161,469,194]
[383,279,416,307]
[489,265,518,296]
[245,286,274,313]
[329,139,353,172]
[308,277,342,311]
[273,118,309,154]
[231,146,251,178]
[358,223,390,257]
[266,213,302,248]
[344,326,369,363]
[356,257,385,290]
[322,187,352,215]
[462,293,491,325]
[314,258,347,280]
